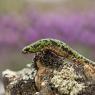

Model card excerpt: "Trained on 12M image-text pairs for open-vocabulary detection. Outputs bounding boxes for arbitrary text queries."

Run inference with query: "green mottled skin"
[22,39,95,66]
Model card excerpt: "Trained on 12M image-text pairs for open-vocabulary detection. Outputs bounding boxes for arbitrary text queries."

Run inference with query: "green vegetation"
[0,0,26,13]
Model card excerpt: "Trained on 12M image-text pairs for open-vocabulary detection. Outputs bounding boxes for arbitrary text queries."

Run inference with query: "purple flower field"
[1,1,95,95]
[0,11,95,49]
[0,11,95,71]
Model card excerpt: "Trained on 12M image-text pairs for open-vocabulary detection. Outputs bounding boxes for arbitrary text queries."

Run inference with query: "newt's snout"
[22,47,30,54]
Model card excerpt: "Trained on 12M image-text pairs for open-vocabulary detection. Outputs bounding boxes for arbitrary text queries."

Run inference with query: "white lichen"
[51,65,85,95]
[18,68,37,80]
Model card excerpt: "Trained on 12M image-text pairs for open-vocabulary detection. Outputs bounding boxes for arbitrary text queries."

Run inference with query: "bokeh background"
[0,0,95,94]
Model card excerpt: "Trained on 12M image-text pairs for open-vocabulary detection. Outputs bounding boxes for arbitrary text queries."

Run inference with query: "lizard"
[22,38,95,66]
[22,38,95,93]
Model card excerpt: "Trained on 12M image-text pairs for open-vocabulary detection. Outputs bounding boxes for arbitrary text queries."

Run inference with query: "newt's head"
[22,45,34,54]
[22,39,52,54]
[22,43,42,54]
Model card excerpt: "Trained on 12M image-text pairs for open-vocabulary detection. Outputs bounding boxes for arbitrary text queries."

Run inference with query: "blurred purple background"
[0,0,95,94]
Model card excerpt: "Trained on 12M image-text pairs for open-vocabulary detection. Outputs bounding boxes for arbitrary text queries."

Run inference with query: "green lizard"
[22,38,95,66]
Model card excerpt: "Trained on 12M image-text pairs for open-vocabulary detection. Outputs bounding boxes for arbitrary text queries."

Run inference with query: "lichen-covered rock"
[51,63,85,95]
[2,50,95,95]
[2,67,37,95]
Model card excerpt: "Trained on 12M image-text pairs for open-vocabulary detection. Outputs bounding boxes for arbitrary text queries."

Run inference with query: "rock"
[2,50,95,95]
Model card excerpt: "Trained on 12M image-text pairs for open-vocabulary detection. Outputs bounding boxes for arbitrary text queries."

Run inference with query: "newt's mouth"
[22,50,27,54]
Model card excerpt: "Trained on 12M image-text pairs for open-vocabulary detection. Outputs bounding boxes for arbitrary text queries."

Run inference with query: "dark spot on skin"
[44,40,48,43]
[61,43,80,59]
[33,43,40,48]
[61,46,73,56]
[43,40,51,46]
[68,50,74,55]
[32,40,50,50]
[24,47,30,52]
[50,40,58,46]
[62,46,76,58]
[79,56,83,59]
[84,60,89,63]
[61,46,68,51]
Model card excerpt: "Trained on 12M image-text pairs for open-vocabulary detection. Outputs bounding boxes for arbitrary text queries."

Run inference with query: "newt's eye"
[22,47,30,54]
[25,47,30,52]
